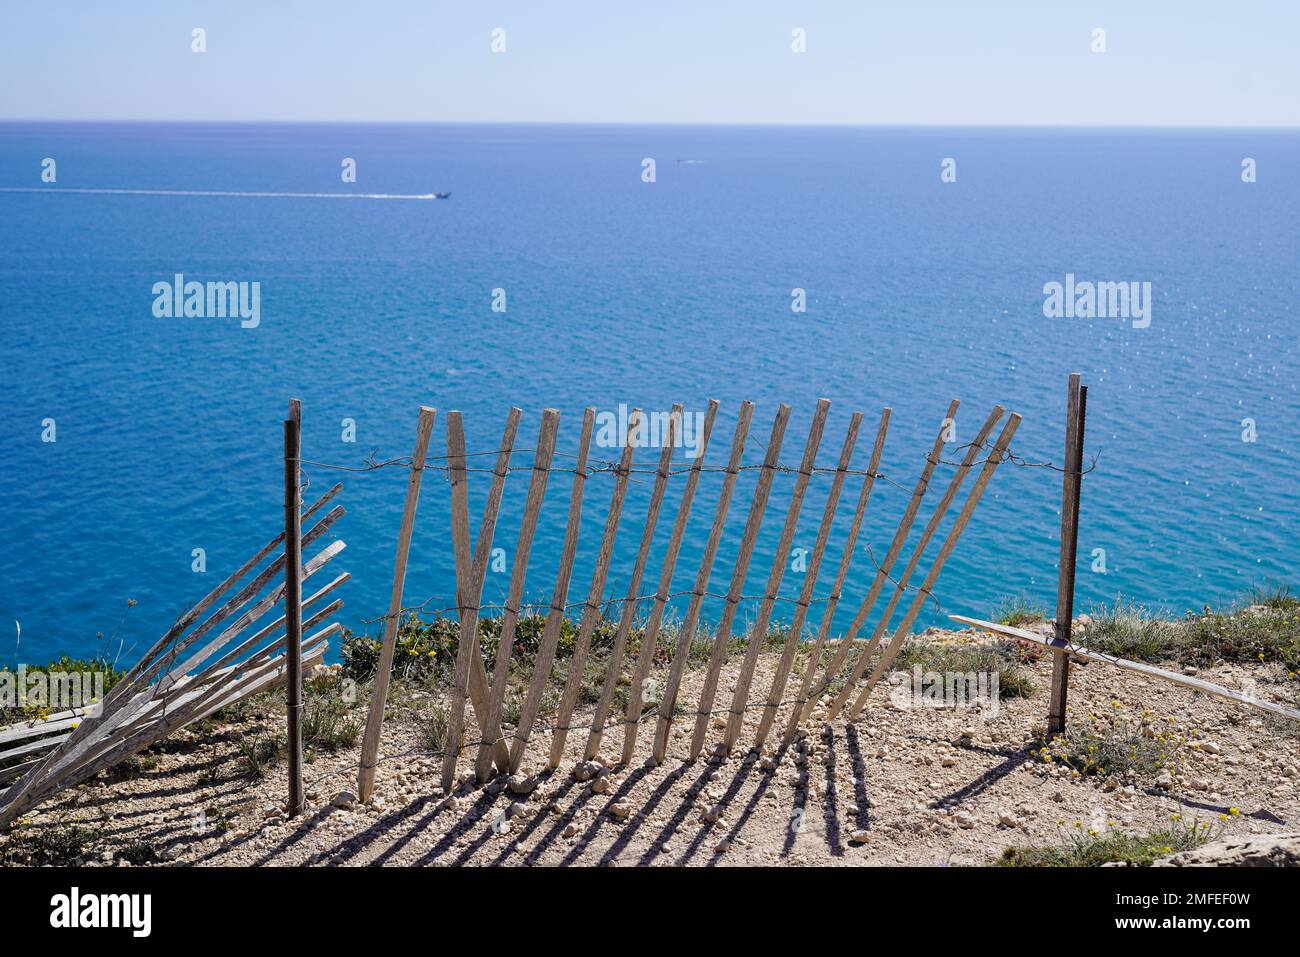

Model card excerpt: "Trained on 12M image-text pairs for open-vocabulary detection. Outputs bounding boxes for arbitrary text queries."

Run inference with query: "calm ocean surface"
[1,123,1296,666]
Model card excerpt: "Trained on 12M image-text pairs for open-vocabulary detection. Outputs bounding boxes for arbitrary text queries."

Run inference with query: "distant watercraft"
[434,192,452,199]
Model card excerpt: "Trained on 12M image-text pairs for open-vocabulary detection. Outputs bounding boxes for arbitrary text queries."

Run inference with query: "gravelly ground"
[4,626,1298,867]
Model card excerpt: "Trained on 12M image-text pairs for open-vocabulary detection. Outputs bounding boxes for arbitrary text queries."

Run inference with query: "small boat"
[434,192,452,199]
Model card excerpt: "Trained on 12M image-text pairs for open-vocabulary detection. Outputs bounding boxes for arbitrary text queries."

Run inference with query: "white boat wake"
[0,186,441,200]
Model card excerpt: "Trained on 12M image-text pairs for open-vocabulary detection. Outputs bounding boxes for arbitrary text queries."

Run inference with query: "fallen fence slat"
[950,615,1300,723]
[0,708,92,746]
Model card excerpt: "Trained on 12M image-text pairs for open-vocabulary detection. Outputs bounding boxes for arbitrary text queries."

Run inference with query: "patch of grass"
[891,638,1034,699]
[302,695,361,751]
[104,750,163,782]
[420,702,450,755]
[1176,606,1300,673]
[998,818,1215,867]
[1037,701,1186,780]
[236,735,283,779]
[0,819,106,866]
[117,841,159,866]
[1244,583,1300,611]
[1081,597,1174,660]
[992,594,1047,628]
[1082,595,1300,672]
[0,656,126,724]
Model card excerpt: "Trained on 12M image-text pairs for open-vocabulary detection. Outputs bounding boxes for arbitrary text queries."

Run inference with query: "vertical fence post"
[284,398,304,817]
[1047,374,1087,738]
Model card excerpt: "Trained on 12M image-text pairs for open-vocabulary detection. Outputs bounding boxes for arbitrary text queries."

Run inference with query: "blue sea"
[1,123,1297,667]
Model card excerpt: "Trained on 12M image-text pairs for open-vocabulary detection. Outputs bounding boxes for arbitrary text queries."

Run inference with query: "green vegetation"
[0,656,126,724]
[1083,592,1300,673]
[999,817,1216,867]
[0,818,106,866]
[236,735,284,779]
[991,594,1047,628]
[303,694,361,751]
[1036,700,1186,780]
[891,637,1035,699]
[104,750,163,782]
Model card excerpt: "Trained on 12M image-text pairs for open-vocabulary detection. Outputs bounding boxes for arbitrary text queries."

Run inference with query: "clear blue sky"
[2,1,1295,125]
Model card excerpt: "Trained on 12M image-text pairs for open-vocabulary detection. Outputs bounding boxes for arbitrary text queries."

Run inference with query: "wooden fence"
[358,398,1022,799]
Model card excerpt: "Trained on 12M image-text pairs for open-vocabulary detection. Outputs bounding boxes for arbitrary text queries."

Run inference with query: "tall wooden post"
[284,398,304,816]
[1047,375,1087,737]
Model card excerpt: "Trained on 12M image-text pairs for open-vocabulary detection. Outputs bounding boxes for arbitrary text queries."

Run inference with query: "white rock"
[507,774,537,795]
[330,790,357,810]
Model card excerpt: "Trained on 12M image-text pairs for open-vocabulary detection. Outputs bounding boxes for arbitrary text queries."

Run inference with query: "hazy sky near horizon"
[2,1,1296,126]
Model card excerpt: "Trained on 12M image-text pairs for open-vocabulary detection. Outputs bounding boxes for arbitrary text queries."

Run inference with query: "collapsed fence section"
[0,483,350,829]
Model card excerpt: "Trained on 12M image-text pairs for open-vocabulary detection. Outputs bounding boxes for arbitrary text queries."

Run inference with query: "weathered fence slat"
[548,411,640,768]
[358,407,436,801]
[459,408,525,774]
[508,408,596,772]
[441,409,520,790]
[689,404,791,761]
[0,709,90,746]
[101,481,342,710]
[778,409,891,746]
[848,413,1022,716]
[652,403,754,764]
[474,410,561,782]
[26,632,336,807]
[951,615,1300,723]
[825,404,1004,720]
[135,504,346,698]
[171,572,349,682]
[0,534,347,828]
[584,406,681,761]
[754,409,863,749]
[721,399,830,753]
[792,400,958,728]
[156,536,346,705]
[621,400,720,765]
